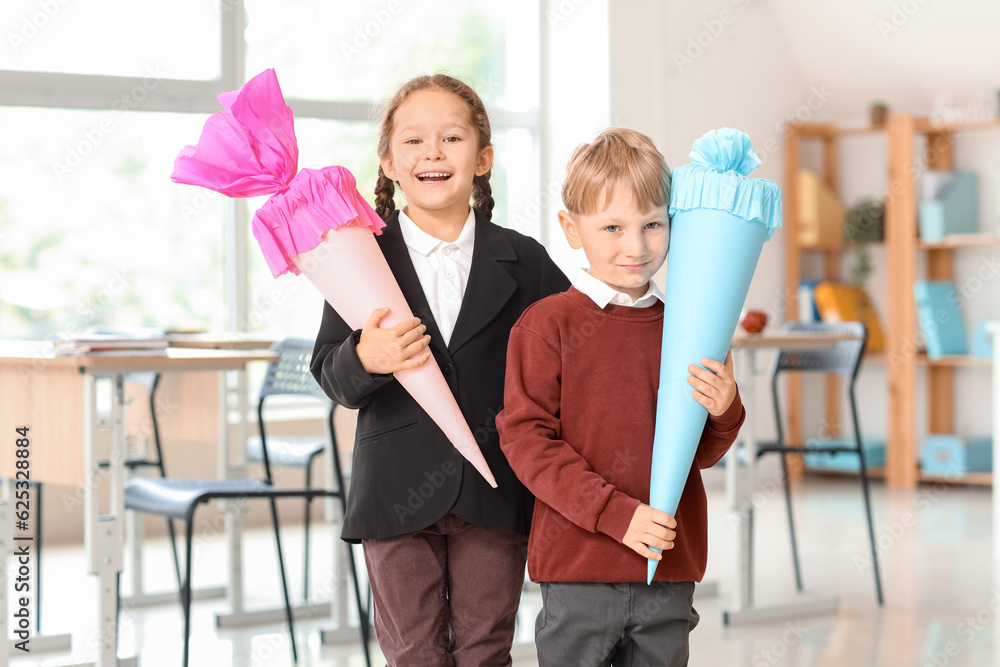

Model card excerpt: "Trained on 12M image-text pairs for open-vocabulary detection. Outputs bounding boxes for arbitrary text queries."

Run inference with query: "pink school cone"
[292,227,497,487]
[170,68,497,488]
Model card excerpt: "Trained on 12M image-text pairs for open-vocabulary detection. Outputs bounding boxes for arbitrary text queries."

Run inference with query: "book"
[798,169,844,247]
[797,280,822,322]
[50,328,168,356]
[914,281,968,359]
[812,282,885,350]
[919,170,979,242]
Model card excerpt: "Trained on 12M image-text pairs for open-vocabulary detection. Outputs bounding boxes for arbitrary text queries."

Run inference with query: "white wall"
[591,0,1000,443]
[598,0,816,442]
[541,0,612,272]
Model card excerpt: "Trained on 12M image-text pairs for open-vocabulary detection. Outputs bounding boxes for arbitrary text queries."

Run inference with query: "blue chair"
[247,338,371,662]
[247,338,333,601]
[756,321,884,605]
[122,339,370,667]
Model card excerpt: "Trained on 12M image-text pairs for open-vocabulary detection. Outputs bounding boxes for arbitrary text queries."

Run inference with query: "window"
[0,0,221,79]
[0,1,542,343]
[241,0,542,338]
[244,0,538,111]
[0,107,225,339]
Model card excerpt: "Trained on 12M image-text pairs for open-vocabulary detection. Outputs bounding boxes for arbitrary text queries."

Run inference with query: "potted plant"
[844,197,885,287]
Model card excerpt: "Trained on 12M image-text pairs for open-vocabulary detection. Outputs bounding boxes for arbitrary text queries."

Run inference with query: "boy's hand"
[688,349,737,417]
[623,504,677,560]
[355,307,432,375]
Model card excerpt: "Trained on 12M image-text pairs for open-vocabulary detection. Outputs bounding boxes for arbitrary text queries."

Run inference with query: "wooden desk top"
[731,331,861,350]
[166,333,276,350]
[0,341,277,373]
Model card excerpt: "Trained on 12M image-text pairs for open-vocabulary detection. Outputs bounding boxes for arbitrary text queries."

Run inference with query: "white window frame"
[0,0,548,334]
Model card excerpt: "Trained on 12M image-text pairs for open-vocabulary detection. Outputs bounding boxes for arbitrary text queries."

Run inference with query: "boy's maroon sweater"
[497,287,744,583]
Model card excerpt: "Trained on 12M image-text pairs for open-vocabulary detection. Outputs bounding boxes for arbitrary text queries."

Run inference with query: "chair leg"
[154,447,183,591]
[269,498,299,663]
[166,518,182,591]
[182,518,195,667]
[781,453,803,592]
[858,459,885,605]
[345,541,372,667]
[850,388,884,606]
[304,465,312,601]
[34,482,42,633]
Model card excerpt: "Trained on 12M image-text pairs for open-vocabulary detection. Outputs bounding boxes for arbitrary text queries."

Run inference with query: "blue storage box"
[914,281,968,359]
[919,170,978,241]
[803,438,886,473]
[920,435,992,475]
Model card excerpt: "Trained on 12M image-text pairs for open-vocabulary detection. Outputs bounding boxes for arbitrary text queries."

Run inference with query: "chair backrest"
[256,338,336,486]
[770,321,868,381]
[259,338,331,403]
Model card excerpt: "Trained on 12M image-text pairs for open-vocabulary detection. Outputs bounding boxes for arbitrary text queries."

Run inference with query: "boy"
[496,128,745,666]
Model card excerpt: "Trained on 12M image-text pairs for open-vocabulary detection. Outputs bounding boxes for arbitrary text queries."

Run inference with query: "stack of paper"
[51,329,168,356]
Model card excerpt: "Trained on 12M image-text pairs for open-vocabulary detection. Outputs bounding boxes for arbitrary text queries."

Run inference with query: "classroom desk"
[0,342,276,667]
[724,330,861,626]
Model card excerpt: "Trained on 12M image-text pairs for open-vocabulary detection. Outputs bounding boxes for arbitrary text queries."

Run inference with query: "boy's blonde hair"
[562,128,671,216]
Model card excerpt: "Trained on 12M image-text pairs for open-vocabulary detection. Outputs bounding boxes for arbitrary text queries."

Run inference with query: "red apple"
[740,310,767,334]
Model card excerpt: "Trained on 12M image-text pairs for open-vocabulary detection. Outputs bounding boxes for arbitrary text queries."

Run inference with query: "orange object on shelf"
[813,282,885,350]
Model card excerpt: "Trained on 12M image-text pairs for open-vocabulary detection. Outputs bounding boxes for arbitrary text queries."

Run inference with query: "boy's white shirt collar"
[398,207,476,257]
[572,269,664,308]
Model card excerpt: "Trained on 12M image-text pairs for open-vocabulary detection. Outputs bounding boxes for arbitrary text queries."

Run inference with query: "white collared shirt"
[398,208,476,346]
[572,268,664,309]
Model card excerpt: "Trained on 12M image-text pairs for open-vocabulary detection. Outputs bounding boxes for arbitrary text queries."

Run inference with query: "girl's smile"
[415,170,453,184]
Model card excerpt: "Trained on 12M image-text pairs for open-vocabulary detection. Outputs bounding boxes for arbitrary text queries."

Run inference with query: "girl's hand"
[688,349,737,417]
[355,307,432,375]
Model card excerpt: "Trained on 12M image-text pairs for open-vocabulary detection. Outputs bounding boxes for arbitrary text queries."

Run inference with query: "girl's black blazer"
[310,209,570,541]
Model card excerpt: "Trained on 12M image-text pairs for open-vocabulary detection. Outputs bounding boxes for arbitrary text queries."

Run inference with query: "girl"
[310,74,570,666]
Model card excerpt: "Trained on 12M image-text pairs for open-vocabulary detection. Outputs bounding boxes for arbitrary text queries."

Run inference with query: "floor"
[16,464,997,666]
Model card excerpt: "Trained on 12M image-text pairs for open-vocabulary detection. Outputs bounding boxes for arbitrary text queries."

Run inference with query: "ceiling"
[765,0,1000,122]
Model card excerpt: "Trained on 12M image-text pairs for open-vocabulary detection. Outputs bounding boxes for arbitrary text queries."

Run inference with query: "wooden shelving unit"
[784,117,1000,489]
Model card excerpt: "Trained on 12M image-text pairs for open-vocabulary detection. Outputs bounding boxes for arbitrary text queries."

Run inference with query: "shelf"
[919,471,992,486]
[799,233,998,252]
[917,233,1000,249]
[791,123,887,138]
[914,118,1000,134]
[803,466,886,480]
[794,117,1000,140]
[784,116,1000,490]
[799,240,885,251]
[836,125,889,137]
[916,353,992,367]
[799,241,844,251]
[806,467,992,486]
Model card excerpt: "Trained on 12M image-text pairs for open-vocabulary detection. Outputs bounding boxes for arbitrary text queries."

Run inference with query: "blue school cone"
[647,129,782,583]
